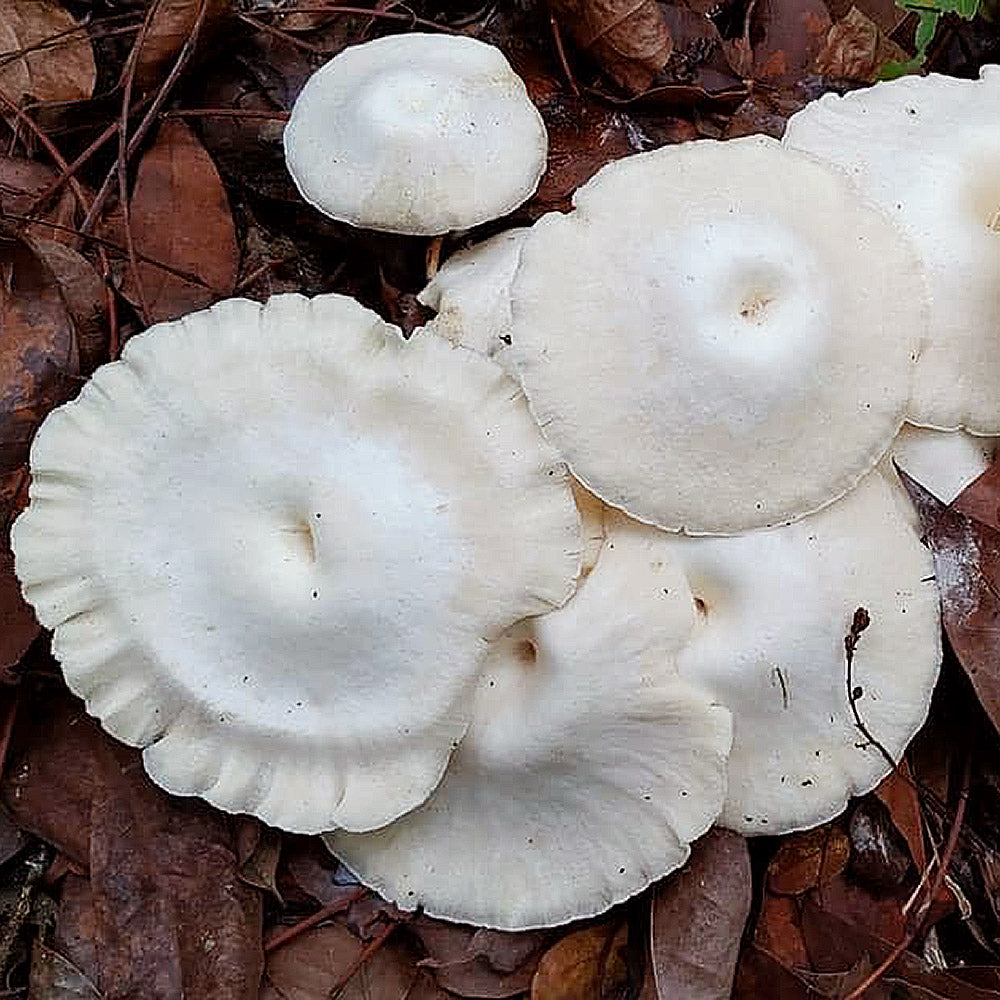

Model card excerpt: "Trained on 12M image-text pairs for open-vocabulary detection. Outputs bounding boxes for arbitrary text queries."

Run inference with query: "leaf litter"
[0,0,999,998]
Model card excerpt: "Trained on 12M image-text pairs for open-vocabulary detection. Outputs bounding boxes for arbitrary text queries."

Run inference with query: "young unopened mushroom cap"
[283,35,547,235]
[325,516,731,930]
[783,66,1000,433]
[508,135,927,534]
[13,294,581,834]
[418,228,529,360]
[654,471,940,834]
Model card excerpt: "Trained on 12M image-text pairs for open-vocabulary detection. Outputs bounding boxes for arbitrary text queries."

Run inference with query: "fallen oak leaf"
[530,922,629,1000]
[0,467,37,670]
[0,0,96,105]
[0,234,79,476]
[549,0,673,95]
[649,828,751,1000]
[113,119,238,324]
[953,458,1000,531]
[0,156,80,245]
[766,825,851,896]
[897,466,1000,741]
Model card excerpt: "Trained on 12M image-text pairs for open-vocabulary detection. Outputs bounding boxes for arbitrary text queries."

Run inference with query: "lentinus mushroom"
[325,514,731,930]
[283,34,548,236]
[12,293,581,834]
[783,65,1000,434]
[507,135,928,535]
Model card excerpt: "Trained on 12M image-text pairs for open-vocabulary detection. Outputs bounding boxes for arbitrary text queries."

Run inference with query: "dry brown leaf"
[767,826,851,896]
[872,762,926,872]
[755,893,811,968]
[264,924,446,1000]
[0,0,95,104]
[733,945,821,999]
[954,460,1000,531]
[650,828,751,1000]
[133,0,231,92]
[28,239,107,375]
[117,118,238,323]
[550,0,673,95]
[89,736,264,1000]
[898,468,1000,740]
[531,922,628,1000]
[411,916,548,998]
[1,686,101,866]
[0,467,38,669]
[0,157,79,245]
[814,6,909,81]
[236,816,283,900]
[0,235,78,475]
[751,0,832,79]
[28,938,101,1000]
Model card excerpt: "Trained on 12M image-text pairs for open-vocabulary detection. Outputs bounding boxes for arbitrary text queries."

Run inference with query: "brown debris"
[549,0,674,95]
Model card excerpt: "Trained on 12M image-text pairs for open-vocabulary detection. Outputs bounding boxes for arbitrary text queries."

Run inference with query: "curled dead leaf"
[0,156,80,245]
[550,0,673,95]
[814,6,909,81]
[0,0,95,104]
[531,922,628,1000]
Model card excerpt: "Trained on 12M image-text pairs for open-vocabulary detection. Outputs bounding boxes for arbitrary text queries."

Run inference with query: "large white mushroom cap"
[325,516,731,930]
[783,66,1000,433]
[508,135,927,534]
[657,472,940,834]
[283,34,548,235]
[12,294,581,834]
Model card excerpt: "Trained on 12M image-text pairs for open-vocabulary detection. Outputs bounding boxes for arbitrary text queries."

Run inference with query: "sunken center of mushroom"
[733,262,785,328]
[280,514,319,564]
[361,70,456,134]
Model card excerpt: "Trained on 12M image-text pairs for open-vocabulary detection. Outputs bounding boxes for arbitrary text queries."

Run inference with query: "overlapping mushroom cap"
[783,66,1000,433]
[326,515,731,930]
[653,472,941,834]
[419,228,529,361]
[12,294,581,834]
[508,135,927,534]
[283,34,547,235]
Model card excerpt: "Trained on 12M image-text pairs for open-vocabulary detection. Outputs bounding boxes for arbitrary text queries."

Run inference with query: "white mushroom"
[508,135,927,534]
[783,66,1000,433]
[882,423,999,509]
[418,227,529,361]
[12,293,581,834]
[325,515,731,930]
[651,471,940,834]
[283,35,547,235]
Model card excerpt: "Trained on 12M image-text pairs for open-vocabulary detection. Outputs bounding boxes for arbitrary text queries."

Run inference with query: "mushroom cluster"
[13,33,988,930]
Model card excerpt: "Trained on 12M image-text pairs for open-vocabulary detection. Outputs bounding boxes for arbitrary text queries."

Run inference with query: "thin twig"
[254,5,457,33]
[843,753,971,1000]
[22,94,155,220]
[328,920,397,997]
[80,0,212,236]
[549,13,580,96]
[3,213,216,287]
[264,887,368,954]
[0,89,118,354]
[164,108,289,120]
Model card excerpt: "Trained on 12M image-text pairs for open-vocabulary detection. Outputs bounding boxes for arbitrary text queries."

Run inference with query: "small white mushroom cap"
[656,471,940,834]
[283,35,547,235]
[418,228,529,360]
[12,294,581,834]
[508,135,927,534]
[325,516,731,930]
[882,424,999,510]
[783,66,1000,433]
